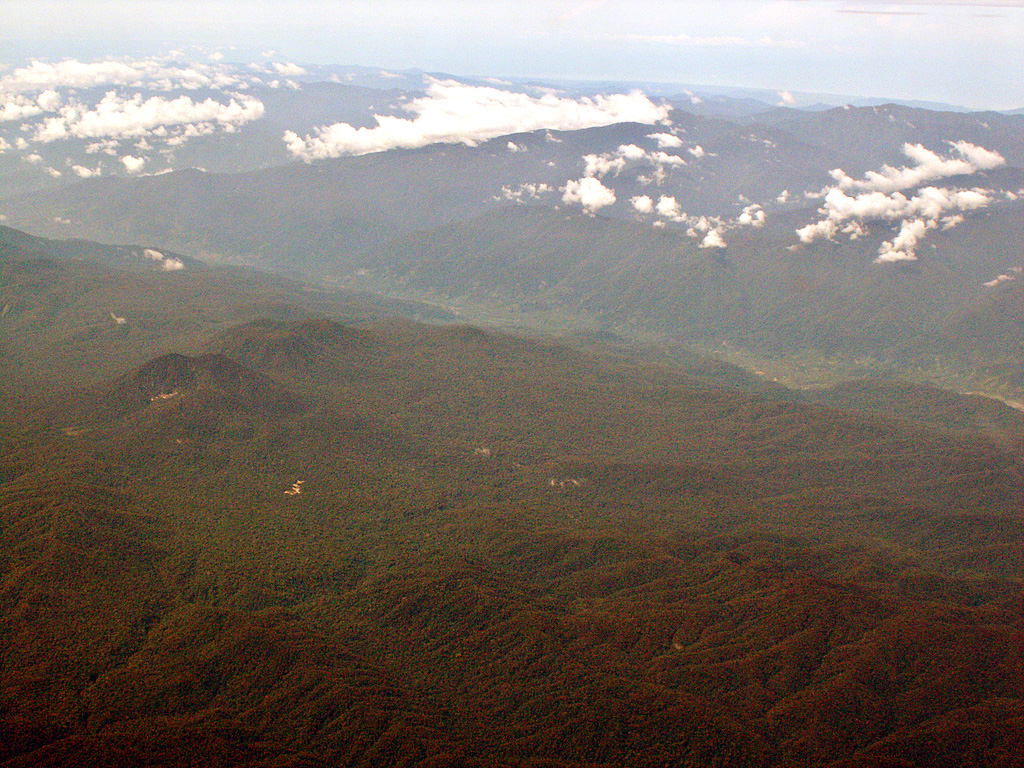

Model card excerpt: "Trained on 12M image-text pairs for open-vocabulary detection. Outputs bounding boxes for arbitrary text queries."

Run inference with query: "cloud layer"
[283,80,670,160]
[32,91,264,142]
[0,56,286,178]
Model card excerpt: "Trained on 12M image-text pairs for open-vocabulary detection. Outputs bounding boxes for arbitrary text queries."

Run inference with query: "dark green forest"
[4,226,1024,767]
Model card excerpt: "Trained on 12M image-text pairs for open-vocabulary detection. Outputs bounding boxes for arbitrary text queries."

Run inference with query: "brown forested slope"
[3,310,1024,766]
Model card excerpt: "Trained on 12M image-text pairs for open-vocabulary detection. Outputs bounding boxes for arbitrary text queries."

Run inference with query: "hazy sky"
[3,0,1023,110]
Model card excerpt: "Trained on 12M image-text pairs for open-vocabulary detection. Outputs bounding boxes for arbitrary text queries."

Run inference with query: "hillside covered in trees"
[3,227,1024,766]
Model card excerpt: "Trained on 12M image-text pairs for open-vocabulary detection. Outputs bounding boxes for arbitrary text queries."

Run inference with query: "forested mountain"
[4,228,1024,766]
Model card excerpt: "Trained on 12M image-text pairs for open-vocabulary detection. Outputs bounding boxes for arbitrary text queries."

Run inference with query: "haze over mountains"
[3,51,1024,767]
[2,55,1022,396]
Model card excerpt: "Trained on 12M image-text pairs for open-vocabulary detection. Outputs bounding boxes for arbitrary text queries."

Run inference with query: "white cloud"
[144,247,185,271]
[284,80,669,161]
[631,195,653,213]
[797,142,1005,262]
[648,132,683,148]
[0,57,252,96]
[32,91,264,142]
[583,152,625,178]
[650,150,687,166]
[120,154,146,172]
[2,59,146,92]
[984,273,1018,288]
[72,165,100,178]
[687,145,706,159]
[655,195,686,222]
[617,143,648,160]
[507,140,522,152]
[500,182,551,203]
[86,139,120,154]
[0,95,43,122]
[700,229,727,249]
[874,219,935,263]
[737,204,765,228]
[36,89,60,111]
[562,176,616,213]
[273,62,306,76]
[832,141,1004,195]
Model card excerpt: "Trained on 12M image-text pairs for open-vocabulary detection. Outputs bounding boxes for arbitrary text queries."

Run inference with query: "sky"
[1,0,1023,110]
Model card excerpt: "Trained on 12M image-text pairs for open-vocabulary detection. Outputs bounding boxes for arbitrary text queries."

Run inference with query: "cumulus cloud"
[283,80,670,160]
[700,229,728,249]
[2,59,147,92]
[31,91,264,142]
[648,132,683,148]
[583,152,625,178]
[617,143,648,160]
[874,219,935,263]
[72,165,100,178]
[0,57,251,94]
[500,182,552,203]
[687,145,706,159]
[631,195,654,213]
[650,150,687,166]
[120,154,146,172]
[272,62,306,76]
[573,144,686,193]
[655,195,686,222]
[1,96,43,122]
[737,204,765,228]
[562,176,616,213]
[36,89,60,111]
[796,142,1006,262]
[830,141,1004,195]
[144,247,185,271]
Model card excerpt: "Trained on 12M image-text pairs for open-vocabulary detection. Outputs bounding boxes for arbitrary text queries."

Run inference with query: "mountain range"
[3,60,1024,767]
